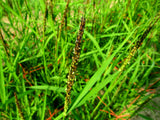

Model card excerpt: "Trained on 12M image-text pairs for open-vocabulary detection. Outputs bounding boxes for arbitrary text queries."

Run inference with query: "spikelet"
[14,92,25,120]
[55,0,70,58]
[119,13,160,72]
[43,0,49,35]
[49,0,54,21]
[64,16,85,116]
[58,0,70,39]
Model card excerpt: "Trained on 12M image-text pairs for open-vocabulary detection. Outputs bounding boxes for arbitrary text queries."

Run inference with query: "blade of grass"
[85,31,106,60]
[41,90,47,120]
[21,78,31,119]
[0,50,6,104]
[29,85,65,93]
[77,71,119,107]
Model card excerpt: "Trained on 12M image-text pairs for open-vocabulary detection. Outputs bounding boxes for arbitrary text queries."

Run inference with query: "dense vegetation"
[0,0,160,120]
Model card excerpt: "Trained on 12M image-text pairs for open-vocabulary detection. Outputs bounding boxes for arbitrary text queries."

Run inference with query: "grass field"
[0,0,160,120]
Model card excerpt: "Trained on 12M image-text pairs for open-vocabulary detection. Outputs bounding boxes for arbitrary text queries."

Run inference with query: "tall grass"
[0,0,160,120]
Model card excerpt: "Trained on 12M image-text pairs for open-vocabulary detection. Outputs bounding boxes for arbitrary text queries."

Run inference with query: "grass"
[0,0,160,120]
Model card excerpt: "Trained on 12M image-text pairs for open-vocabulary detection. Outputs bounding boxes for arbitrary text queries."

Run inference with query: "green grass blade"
[41,90,47,120]
[0,50,6,104]
[29,85,65,93]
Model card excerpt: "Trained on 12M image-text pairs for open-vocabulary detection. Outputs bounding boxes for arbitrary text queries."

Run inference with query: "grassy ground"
[131,87,160,120]
[0,0,160,120]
